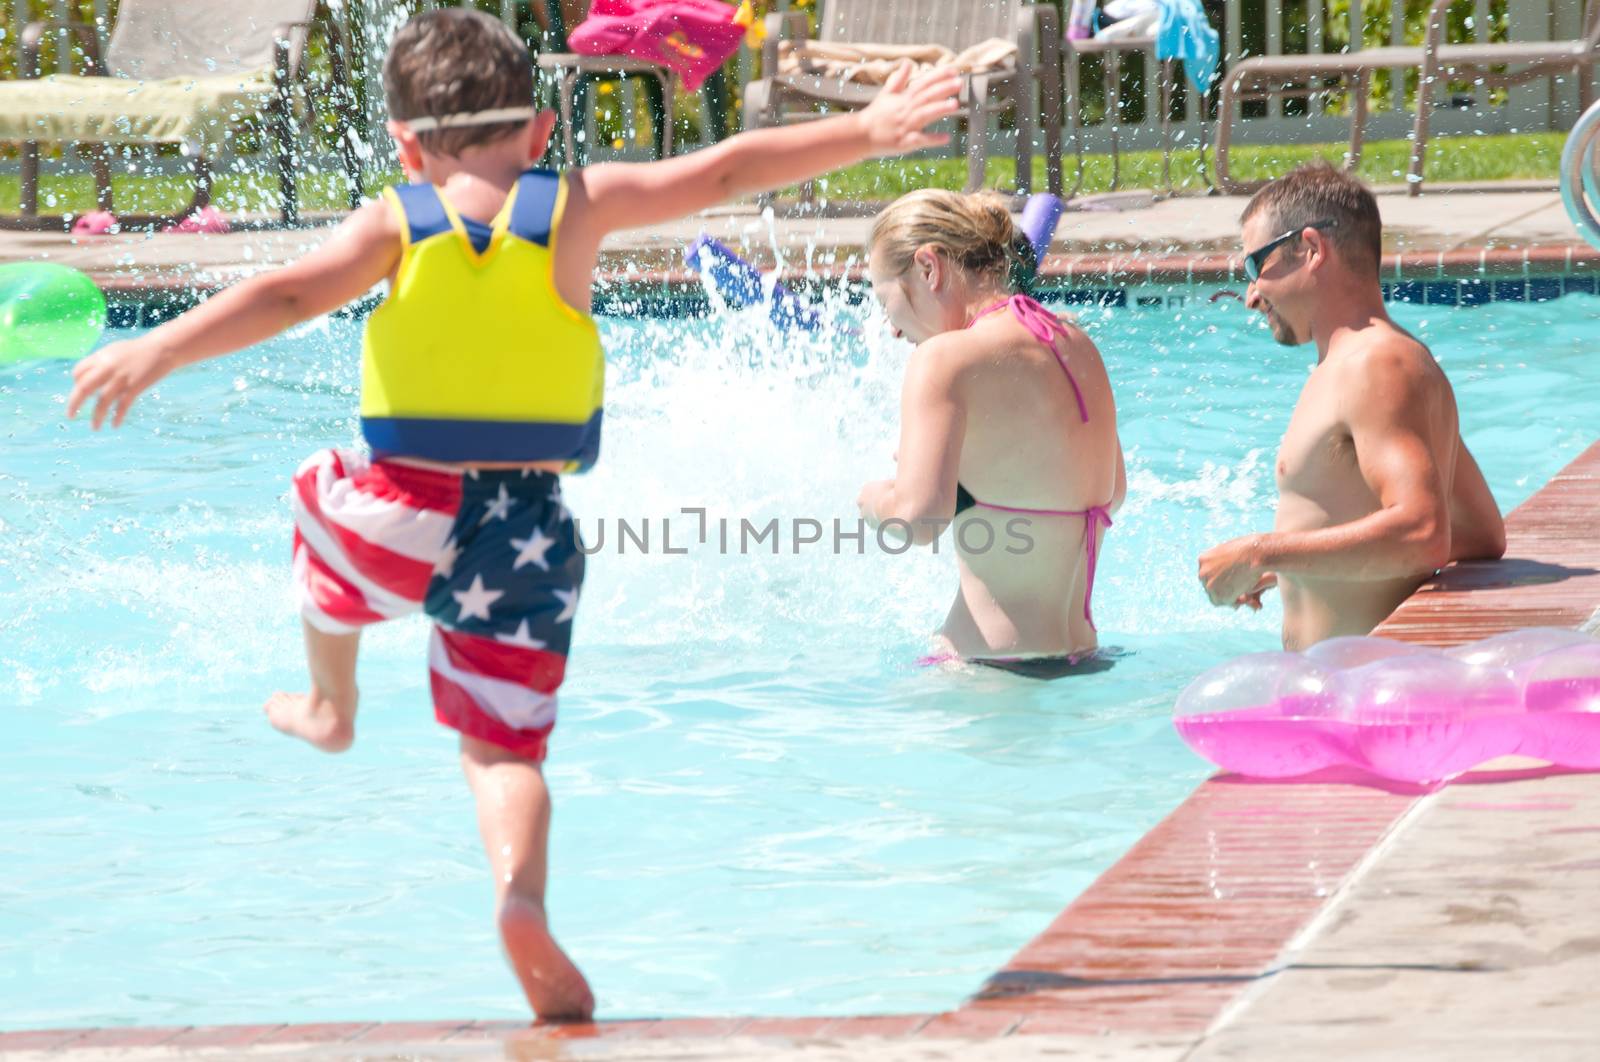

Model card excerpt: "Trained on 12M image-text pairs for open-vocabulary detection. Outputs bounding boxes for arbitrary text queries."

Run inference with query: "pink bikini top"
[958,294,1113,631]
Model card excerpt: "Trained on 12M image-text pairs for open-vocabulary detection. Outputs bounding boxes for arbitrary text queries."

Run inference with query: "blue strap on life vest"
[507,169,560,247]
[392,183,452,244]
[393,171,560,248]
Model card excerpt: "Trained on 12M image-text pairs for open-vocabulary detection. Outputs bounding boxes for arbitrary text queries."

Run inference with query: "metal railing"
[1213,0,1590,147]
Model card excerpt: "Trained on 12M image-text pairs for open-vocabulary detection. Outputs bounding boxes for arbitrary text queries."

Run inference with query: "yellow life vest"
[359,169,605,470]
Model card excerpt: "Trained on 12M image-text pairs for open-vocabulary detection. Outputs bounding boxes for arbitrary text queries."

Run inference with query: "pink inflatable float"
[1175,628,1600,783]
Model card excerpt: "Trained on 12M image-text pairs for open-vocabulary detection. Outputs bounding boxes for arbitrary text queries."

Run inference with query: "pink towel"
[568,0,747,91]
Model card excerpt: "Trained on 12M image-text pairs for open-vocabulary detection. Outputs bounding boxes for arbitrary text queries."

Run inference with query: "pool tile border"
[5,446,1598,1054]
[90,243,1600,328]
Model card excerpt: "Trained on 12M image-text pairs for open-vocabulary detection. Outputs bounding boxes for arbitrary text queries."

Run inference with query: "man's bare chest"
[1276,379,1362,502]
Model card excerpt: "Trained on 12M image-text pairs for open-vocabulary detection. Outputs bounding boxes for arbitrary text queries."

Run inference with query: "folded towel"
[777,38,1017,84]
[568,0,747,92]
[1095,11,1159,40]
[1102,0,1159,19]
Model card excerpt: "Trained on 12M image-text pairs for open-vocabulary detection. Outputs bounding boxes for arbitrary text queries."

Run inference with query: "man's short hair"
[383,9,535,157]
[1241,162,1383,276]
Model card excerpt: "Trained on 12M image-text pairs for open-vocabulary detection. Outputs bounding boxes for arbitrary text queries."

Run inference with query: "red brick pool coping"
[88,242,1600,304]
[6,443,1598,1055]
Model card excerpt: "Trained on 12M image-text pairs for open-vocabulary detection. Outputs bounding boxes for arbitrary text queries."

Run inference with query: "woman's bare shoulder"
[910,327,990,373]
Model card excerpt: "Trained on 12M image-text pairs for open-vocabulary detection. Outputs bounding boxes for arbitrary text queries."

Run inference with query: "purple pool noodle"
[684,234,821,332]
[1019,194,1064,265]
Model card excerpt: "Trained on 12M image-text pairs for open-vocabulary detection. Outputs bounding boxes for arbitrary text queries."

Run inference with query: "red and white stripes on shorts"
[289,448,585,761]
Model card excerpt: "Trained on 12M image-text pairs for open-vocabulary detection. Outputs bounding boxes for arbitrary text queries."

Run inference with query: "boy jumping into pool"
[66,9,960,1020]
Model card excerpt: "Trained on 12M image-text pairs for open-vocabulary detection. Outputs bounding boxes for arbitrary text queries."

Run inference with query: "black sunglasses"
[1244,218,1337,281]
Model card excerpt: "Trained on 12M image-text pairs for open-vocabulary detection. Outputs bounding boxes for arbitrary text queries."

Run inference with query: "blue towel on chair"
[1157,0,1220,93]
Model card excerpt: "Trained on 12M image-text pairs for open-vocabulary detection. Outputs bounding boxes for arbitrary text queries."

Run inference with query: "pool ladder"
[1562,98,1600,251]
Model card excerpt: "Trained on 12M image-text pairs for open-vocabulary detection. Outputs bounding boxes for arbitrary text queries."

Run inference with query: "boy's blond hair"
[383,9,535,157]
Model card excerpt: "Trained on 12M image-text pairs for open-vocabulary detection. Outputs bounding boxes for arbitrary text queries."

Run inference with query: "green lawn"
[0,130,1567,219]
[807,130,1569,200]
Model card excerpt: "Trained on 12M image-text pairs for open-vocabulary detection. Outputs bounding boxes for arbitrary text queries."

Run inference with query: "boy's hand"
[572,61,962,239]
[858,62,963,157]
[66,338,173,429]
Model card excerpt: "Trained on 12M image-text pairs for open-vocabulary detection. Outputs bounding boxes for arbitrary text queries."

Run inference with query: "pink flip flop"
[71,210,119,235]
[165,205,231,234]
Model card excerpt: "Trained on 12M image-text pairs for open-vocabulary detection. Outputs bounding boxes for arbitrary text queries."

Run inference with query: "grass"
[806,130,1569,201]
[0,130,1568,219]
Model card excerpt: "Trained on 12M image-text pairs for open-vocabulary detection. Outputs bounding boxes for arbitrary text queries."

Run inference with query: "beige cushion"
[0,72,275,149]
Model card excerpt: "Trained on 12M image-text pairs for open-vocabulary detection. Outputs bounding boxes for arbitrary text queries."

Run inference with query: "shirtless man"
[1197,163,1506,650]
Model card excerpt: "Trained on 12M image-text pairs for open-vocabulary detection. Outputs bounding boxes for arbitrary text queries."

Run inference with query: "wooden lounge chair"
[742,0,1063,198]
[1215,0,1600,196]
[0,0,361,228]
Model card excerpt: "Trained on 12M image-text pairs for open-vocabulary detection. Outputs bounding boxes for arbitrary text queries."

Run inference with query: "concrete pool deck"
[1,181,1596,303]
[6,443,1599,1060]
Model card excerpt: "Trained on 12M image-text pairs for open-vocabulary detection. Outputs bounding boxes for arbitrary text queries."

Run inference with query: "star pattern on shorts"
[553,586,579,625]
[495,619,547,650]
[452,574,504,622]
[509,528,555,572]
[480,483,515,525]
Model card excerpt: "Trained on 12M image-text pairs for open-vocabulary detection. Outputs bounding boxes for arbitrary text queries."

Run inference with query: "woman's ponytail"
[870,189,1028,291]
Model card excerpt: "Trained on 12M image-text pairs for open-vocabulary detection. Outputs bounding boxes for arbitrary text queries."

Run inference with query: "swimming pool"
[2,290,1595,1028]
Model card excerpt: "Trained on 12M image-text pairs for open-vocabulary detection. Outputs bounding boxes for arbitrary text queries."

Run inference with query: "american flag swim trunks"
[290,448,584,761]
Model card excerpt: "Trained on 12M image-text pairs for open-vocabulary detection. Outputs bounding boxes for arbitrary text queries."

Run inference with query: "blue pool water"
[2,291,1596,1028]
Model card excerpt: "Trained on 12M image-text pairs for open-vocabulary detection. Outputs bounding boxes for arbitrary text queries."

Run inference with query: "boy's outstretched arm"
[566,63,961,240]
[67,201,401,429]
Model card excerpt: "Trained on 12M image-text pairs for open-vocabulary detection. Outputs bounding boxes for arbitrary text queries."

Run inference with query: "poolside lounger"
[1215,0,1600,197]
[741,0,1063,198]
[0,0,361,228]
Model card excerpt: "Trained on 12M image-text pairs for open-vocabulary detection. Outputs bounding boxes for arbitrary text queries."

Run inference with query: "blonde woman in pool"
[857,190,1126,679]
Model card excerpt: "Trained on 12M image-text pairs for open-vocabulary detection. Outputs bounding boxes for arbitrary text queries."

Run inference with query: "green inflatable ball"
[0,262,107,366]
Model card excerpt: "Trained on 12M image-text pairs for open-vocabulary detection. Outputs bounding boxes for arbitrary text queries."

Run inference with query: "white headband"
[402,106,536,132]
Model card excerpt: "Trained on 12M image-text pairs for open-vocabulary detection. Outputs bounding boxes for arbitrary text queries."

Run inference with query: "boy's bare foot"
[263,689,356,753]
[500,893,595,1021]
